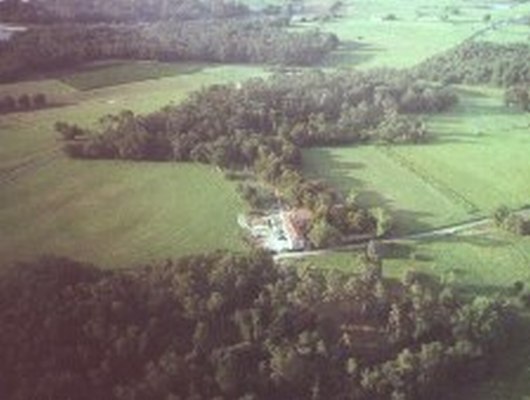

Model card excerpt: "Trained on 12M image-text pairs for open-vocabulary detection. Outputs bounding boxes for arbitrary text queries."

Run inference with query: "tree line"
[0,19,338,82]
[416,41,530,87]
[0,251,521,400]
[0,93,47,113]
[0,0,251,23]
[58,69,457,243]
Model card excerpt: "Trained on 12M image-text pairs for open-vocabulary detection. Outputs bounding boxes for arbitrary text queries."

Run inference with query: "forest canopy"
[0,252,520,400]
[416,41,530,87]
[58,69,457,242]
[0,20,338,81]
[0,0,253,23]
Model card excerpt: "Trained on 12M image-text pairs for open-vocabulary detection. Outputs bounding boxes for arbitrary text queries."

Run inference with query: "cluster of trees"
[0,20,338,81]
[493,205,529,236]
[0,0,251,23]
[58,69,456,240]
[416,42,530,87]
[0,252,519,400]
[0,93,47,113]
[0,0,54,23]
[504,85,529,111]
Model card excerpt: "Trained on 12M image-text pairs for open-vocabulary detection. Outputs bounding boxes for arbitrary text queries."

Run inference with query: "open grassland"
[309,0,530,68]
[303,86,530,235]
[0,160,245,268]
[0,63,266,268]
[300,232,530,289]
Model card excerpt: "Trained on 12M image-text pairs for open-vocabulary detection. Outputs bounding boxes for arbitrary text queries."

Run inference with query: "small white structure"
[240,208,312,253]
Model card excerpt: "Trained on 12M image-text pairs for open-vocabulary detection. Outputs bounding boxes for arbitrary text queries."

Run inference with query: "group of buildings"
[239,208,312,253]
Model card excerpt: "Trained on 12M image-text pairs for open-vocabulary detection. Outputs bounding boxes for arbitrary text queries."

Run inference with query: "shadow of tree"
[322,41,383,68]
[302,147,436,235]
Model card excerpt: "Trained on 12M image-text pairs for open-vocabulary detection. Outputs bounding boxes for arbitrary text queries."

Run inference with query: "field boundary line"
[0,147,61,186]
[378,145,480,214]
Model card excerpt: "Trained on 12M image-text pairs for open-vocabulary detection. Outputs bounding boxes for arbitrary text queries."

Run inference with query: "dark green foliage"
[0,95,16,113]
[17,93,31,110]
[32,92,47,108]
[0,0,53,23]
[63,70,454,163]
[492,205,529,235]
[55,121,87,141]
[0,252,519,400]
[58,69,456,237]
[0,20,338,81]
[504,85,529,111]
[0,93,49,114]
[416,42,530,87]
[27,0,249,23]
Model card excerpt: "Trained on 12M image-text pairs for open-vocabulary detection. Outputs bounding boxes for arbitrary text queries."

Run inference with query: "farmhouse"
[239,208,312,253]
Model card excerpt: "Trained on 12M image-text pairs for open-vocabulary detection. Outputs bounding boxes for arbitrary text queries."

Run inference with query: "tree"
[17,93,31,110]
[493,205,511,227]
[2,95,16,112]
[308,218,341,248]
[504,86,529,111]
[32,93,47,108]
[55,121,85,141]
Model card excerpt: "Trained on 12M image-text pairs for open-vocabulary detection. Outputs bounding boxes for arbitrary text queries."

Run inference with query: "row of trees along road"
[0,19,339,82]
[57,69,458,245]
[0,251,521,400]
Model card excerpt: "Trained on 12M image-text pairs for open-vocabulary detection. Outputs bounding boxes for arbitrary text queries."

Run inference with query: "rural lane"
[274,208,530,261]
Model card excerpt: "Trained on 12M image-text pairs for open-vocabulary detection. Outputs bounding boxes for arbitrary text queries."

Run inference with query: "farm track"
[274,208,530,261]
[0,147,60,186]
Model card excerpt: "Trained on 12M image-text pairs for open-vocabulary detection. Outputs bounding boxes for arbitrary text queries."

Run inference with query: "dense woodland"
[0,252,521,400]
[0,0,253,23]
[416,41,530,87]
[0,20,338,81]
[58,69,457,243]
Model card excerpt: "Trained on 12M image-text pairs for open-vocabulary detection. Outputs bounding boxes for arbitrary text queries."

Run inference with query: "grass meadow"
[0,63,266,268]
[303,86,530,235]
[313,0,530,69]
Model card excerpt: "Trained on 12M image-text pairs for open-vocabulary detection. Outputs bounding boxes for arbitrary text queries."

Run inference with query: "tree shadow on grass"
[417,234,512,249]
[303,147,437,235]
[322,41,383,68]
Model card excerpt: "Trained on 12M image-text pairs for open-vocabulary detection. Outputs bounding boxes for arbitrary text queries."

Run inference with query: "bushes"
[493,205,530,235]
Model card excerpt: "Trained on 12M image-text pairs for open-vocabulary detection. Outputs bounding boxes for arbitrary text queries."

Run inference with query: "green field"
[303,86,530,235]
[0,63,266,268]
[59,60,206,91]
[301,232,530,289]
[313,0,530,69]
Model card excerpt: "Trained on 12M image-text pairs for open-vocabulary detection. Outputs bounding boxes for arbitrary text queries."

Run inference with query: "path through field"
[274,207,530,261]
